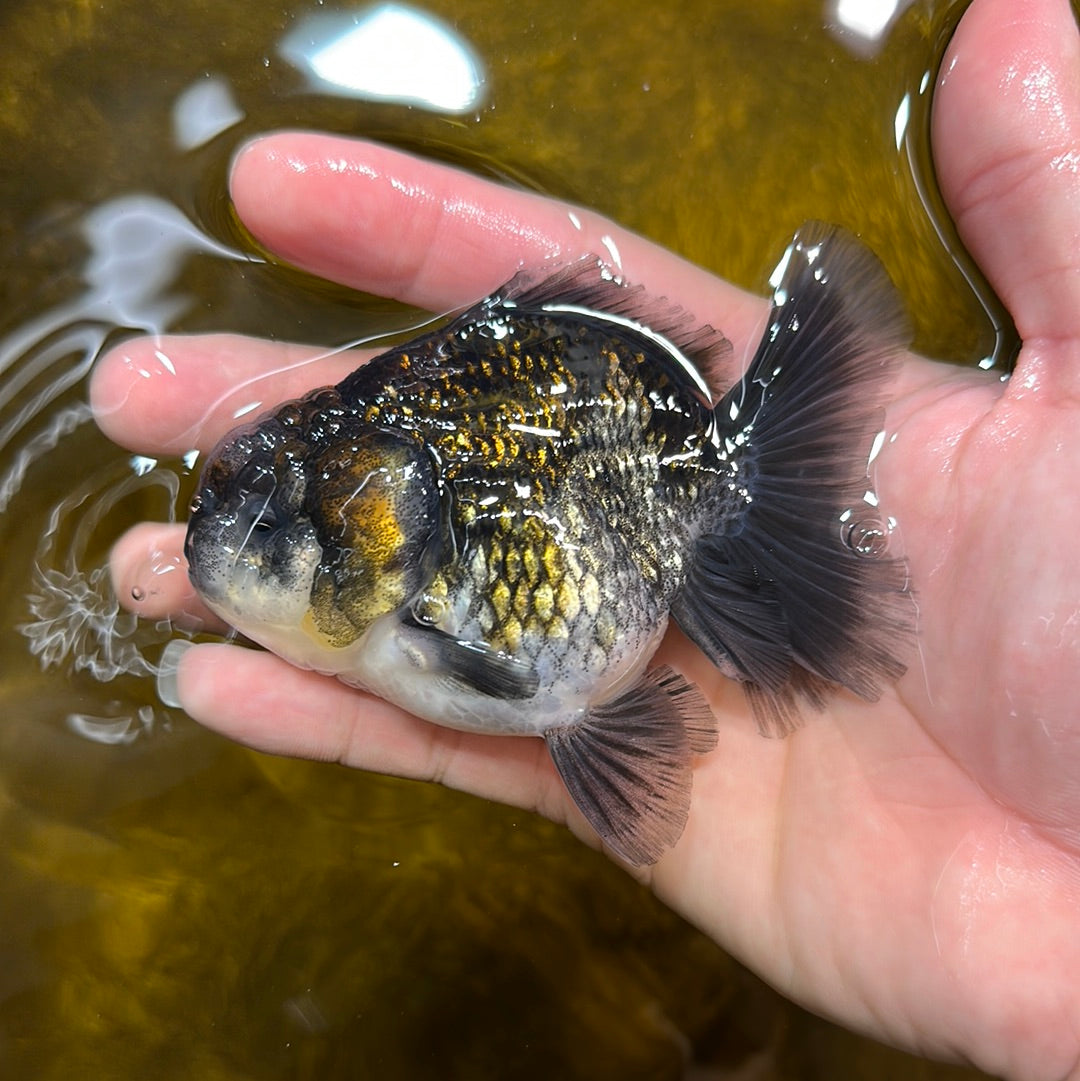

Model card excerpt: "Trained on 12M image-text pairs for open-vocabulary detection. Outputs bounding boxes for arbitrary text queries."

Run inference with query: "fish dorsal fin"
[673,222,914,736]
[492,258,733,401]
[544,665,717,866]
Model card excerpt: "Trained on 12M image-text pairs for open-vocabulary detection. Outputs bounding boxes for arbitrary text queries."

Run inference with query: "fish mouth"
[185,507,322,632]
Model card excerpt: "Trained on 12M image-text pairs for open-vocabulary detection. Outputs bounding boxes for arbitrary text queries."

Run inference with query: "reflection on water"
[0,0,1004,1077]
[3,193,245,753]
[828,0,916,54]
[280,3,487,113]
[172,75,246,152]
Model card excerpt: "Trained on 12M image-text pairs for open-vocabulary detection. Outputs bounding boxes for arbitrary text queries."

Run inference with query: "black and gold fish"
[185,223,913,865]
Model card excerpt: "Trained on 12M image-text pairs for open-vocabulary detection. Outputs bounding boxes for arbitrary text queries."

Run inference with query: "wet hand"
[90,0,1080,1076]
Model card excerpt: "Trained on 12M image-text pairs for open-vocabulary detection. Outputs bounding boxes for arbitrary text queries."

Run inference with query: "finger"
[109,517,588,853]
[230,133,767,349]
[933,0,1080,346]
[91,334,370,454]
[169,641,579,828]
[93,139,769,456]
[110,521,226,630]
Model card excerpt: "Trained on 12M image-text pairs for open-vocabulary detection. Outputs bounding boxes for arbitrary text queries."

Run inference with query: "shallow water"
[0,0,1024,1076]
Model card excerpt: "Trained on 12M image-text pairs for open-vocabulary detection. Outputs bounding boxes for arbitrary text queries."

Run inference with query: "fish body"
[186,224,913,864]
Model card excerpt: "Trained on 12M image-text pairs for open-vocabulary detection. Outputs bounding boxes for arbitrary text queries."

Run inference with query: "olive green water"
[0,0,1024,1077]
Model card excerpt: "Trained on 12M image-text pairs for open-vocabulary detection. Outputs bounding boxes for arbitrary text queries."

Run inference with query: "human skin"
[90,0,1080,1076]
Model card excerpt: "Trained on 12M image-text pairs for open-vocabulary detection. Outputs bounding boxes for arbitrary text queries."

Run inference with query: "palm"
[660,358,1080,1070]
[93,0,1080,1075]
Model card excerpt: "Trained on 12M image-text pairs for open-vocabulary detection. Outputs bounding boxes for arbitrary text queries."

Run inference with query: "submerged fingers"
[91,334,372,454]
[110,522,225,629]
[163,640,573,823]
[229,133,765,341]
[92,136,768,456]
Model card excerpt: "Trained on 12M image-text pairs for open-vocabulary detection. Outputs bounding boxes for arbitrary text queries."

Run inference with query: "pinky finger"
[164,640,577,827]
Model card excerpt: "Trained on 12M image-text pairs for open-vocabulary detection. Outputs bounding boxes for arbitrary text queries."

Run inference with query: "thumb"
[933,0,1080,346]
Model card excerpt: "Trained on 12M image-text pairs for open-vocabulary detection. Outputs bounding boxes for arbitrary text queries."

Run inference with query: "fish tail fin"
[673,222,914,734]
[544,665,717,866]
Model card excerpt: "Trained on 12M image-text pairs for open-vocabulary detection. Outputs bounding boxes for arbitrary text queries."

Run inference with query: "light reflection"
[80,195,243,330]
[172,75,245,151]
[893,91,910,150]
[0,196,242,511]
[279,3,486,114]
[827,0,914,57]
[66,706,158,746]
[599,235,622,270]
[0,194,240,389]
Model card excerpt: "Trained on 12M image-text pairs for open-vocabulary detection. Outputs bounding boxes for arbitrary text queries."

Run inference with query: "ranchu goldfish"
[185,223,913,865]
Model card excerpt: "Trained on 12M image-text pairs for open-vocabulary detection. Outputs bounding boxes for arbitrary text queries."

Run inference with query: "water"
[0,0,1013,1076]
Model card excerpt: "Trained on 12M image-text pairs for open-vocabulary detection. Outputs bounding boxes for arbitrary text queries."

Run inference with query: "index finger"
[229,132,764,330]
[90,133,766,455]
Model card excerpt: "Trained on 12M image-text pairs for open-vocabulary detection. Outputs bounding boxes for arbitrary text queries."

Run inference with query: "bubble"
[842,517,889,558]
[131,585,146,601]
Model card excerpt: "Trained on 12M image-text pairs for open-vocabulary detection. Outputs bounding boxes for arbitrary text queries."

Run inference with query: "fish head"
[186,404,442,653]
[185,413,317,634]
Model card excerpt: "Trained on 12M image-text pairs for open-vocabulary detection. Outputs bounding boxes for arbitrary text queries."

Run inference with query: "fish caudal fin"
[673,222,914,735]
[544,666,717,866]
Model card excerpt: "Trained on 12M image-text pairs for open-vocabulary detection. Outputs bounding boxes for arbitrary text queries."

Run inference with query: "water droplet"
[843,518,889,558]
[149,550,181,577]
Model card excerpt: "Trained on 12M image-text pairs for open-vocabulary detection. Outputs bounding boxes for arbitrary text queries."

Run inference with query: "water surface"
[0,0,1015,1076]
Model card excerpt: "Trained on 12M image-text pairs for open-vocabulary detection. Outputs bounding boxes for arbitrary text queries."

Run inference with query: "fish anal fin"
[544,665,716,866]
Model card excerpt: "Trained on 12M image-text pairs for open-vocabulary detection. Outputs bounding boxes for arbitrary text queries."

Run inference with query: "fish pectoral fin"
[404,619,540,700]
[544,665,716,867]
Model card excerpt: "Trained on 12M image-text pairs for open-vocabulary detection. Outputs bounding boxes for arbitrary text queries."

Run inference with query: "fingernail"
[157,639,194,708]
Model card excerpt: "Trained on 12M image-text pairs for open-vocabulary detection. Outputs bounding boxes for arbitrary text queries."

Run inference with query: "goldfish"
[184,222,913,865]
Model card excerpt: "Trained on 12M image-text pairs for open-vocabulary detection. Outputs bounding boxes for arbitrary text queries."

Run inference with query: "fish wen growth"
[184,223,914,865]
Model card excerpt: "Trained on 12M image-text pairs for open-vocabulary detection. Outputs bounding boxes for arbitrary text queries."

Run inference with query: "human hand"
[91,0,1080,1076]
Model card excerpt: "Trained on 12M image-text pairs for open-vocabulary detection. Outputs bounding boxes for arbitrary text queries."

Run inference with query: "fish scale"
[336,321,710,671]
[185,228,915,865]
